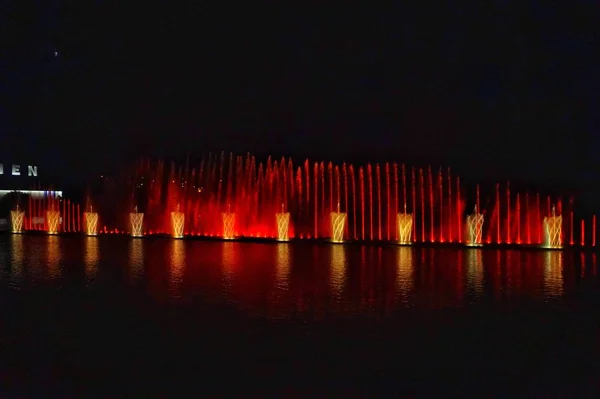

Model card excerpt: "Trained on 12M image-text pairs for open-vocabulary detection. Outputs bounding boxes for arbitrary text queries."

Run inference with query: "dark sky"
[2,1,599,204]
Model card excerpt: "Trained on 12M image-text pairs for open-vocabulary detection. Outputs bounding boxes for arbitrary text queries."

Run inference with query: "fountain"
[222,204,235,240]
[275,203,290,242]
[330,202,346,243]
[170,204,185,238]
[10,205,25,234]
[130,206,144,237]
[543,206,562,248]
[396,204,413,245]
[465,205,484,246]
[46,205,60,235]
[84,153,587,247]
[84,206,98,236]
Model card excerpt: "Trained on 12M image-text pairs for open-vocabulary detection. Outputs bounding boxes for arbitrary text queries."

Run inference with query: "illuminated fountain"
[543,206,562,248]
[396,204,413,245]
[222,204,235,240]
[170,204,185,238]
[98,153,585,247]
[46,205,60,235]
[10,205,25,234]
[275,204,290,241]
[84,206,98,236]
[330,202,347,243]
[465,205,484,246]
[130,206,144,237]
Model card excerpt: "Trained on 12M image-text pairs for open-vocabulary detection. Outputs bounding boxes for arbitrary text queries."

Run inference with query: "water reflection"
[84,237,99,281]
[0,238,7,268]
[275,243,290,291]
[128,239,144,283]
[221,241,238,289]
[329,245,346,299]
[46,235,61,280]
[0,236,596,318]
[9,235,25,285]
[466,249,484,298]
[358,247,373,314]
[168,240,185,300]
[396,247,414,304]
[350,247,398,316]
[265,243,291,319]
[220,243,282,317]
[544,251,564,299]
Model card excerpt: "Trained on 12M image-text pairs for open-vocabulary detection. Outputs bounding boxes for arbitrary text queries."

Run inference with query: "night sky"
[2,2,599,207]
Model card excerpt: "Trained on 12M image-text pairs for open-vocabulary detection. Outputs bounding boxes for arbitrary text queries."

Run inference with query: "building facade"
[0,162,63,230]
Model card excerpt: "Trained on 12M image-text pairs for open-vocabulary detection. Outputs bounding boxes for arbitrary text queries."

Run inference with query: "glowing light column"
[544,205,562,248]
[397,204,413,245]
[275,204,290,241]
[222,204,235,240]
[465,205,484,246]
[10,206,25,234]
[47,205,60,235]
[171,204,185,238]
[84,206,98,236]
[130,206,144,237]
[330,202,347,243]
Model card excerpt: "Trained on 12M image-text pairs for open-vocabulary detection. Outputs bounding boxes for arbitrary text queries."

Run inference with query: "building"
[0,162,62,230]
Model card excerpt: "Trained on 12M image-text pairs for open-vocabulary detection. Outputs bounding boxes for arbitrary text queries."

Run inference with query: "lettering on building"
[0,163,38,177]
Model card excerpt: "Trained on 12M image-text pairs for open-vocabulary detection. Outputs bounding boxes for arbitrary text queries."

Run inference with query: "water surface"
[1,235,599,397]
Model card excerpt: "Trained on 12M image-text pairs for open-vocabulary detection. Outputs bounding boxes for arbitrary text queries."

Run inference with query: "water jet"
[46,206,60,235]
[171,204,185,238]
[275,203,290,242]
[330,202,346,243]
[397,204,413,245]
[10,205,25,234]
[84,206,98,236]
[465,205,484,247]
[222,204,235,240]
[544,206,562,248]
[130,206,144,237]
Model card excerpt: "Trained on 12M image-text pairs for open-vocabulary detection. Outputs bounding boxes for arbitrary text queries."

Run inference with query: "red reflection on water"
[119,241,589,318]
[222,242,293,317]
[396,247,414,305]
[410,248,467,308]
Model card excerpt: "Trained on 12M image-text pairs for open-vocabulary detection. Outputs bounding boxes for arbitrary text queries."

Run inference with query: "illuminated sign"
[0,163,38,177]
